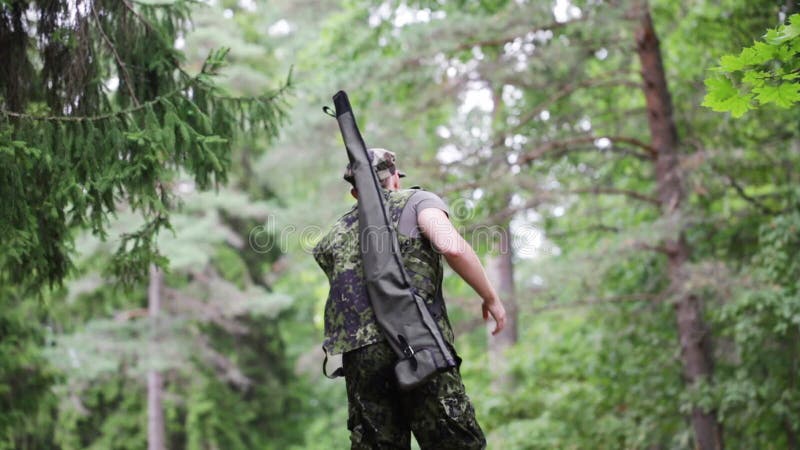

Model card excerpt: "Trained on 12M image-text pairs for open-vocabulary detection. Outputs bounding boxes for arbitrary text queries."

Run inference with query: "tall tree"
[633,2,723,448]
[0,1,290,447]
[0,0,289,290]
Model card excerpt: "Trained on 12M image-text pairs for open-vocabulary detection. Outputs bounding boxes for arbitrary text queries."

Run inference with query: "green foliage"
[0,1,290,291]
[4,0,800,449]
[1,1,295,449]
[52,379,147,450]
[711,207,800,448]
[0,296,58,450]
[38,184,298,448]
[704,13,800,116]
[292,0,800,448]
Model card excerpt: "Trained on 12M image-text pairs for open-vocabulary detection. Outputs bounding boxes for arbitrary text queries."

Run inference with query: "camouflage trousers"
[342,340,486,450]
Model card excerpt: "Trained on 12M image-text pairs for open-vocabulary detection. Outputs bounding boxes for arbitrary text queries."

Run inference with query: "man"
[313,148,507,449]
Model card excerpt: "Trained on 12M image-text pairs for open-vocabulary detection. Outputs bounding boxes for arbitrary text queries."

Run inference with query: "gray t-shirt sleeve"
[398,191,450,238]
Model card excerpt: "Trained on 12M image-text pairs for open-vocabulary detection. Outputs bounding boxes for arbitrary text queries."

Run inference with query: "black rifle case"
[330,90,456,390]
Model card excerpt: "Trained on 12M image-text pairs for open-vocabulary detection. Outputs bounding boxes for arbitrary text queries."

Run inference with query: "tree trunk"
[486,223,518,388]
[484,82,518,388]
[633,4,724,450]
[786,418,799,450]
[147,264,166,450]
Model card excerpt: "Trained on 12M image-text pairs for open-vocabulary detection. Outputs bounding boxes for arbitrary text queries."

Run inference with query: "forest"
[1,0,799,449]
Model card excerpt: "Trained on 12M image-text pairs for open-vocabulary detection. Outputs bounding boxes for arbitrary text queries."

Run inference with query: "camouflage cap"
[343,148,407,184]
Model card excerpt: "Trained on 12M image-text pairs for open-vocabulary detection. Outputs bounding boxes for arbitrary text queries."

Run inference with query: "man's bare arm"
[417,208,506,335]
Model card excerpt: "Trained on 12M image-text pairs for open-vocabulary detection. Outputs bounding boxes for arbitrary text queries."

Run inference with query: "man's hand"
[482,298,506,335]
[418,207,508,337]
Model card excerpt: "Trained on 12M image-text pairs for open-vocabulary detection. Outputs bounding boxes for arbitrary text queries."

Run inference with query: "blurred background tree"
[1,0,291,448]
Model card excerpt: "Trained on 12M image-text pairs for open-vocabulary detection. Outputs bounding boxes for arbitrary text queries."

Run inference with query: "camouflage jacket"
[313,188,455,355]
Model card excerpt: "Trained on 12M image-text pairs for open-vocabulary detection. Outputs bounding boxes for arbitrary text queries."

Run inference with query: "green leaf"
[752,83,800,108]
[719,54,747,72]
[703,76,737,103]
[739,42,775,66]
[764,13,800,45]
[702,76,752,116]
[742,70,769,87]
[774,42,795,60]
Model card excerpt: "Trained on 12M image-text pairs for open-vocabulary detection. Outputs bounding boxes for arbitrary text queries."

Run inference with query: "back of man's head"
[343,148,406,190]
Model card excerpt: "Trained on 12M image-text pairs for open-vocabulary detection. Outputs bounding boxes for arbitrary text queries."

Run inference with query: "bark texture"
[148,264,166,450]
[633,4,724,450]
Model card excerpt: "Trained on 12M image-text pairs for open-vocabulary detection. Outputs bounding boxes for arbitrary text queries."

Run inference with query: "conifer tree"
[0,0,290,290]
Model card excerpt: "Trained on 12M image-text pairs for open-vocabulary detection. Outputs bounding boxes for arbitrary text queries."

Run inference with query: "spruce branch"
[490,76,648,153]
[449,18,585,52]
[547,224,621,238]
[566,186,660,205]
[397,17,588,69]
[91,4,140,107]
[719,170,786,215]
[437,133,654,201]
[0,62,292,123]
[121,0,197,82]
[517,135,655,165]
[459,183,657,231]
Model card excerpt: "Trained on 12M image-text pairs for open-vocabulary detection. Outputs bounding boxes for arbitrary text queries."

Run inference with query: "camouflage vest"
[313,188,455,355]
